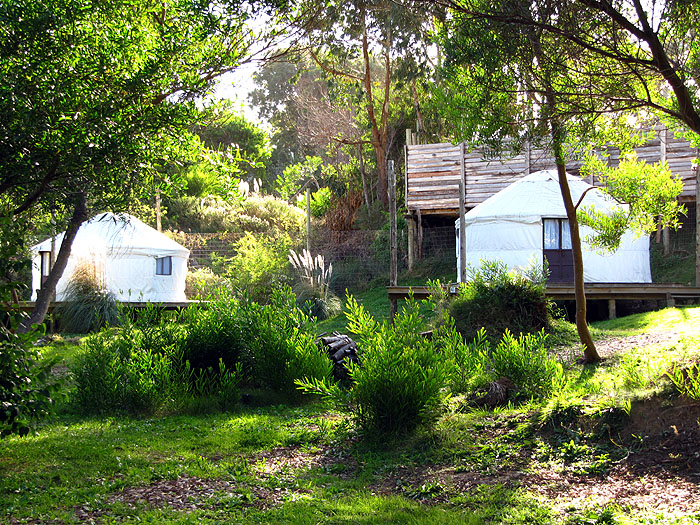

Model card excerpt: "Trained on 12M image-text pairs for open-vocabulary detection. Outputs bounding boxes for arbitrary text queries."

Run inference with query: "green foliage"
[164,193,305,237]
[579,153,685,251]
[487,330,565,398]
[449,260,551,341]
[228,233,293,303]
[310,187,333,218]
[55,262,119,333]
[185,267,232,298]
[240,288,333,398]
[0,321,59,437]
[295,283,343,321]
[438,321,489,394]
[180,294,246,374]
[72,306,241,415]
[278,156,323,200]
[299,297,449,435]
[668,363,700,400]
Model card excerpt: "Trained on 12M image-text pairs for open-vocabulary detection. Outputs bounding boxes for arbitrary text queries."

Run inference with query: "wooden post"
[417,208,423,260]
[608,299,616,320]
[407,213,416,271]
[306,186,311,253]
[660,126,671,255]
[459,142,467,283]
[696,155,700,286]
[525,140,531,175]
[666,293,676,308]
[388,160,398,319]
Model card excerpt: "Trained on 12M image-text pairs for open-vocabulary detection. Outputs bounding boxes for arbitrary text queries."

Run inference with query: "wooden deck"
[388,283,700,319]
[405,127,698,216]
[11,301,200,313]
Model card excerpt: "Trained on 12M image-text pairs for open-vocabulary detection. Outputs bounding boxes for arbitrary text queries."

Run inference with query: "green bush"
[71,305,241,415]
[240,288,332,398]
[180,294,246,374]
[449,260,551,341]
[56,261,119,333]
[227,233,293,303]
[185,267,232,298]
[0,321,59,437]
[437,318,489,394]
[486,330,564,398]
[299,297,449,435]
[295,283,343,321]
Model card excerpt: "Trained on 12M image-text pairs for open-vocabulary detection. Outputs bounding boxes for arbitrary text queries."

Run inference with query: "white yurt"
[455,170,652,283]
[31,212,190,302]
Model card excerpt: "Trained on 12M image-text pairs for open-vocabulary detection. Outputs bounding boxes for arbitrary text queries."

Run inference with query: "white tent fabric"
[455,170,652,283]
[31,213,190,302]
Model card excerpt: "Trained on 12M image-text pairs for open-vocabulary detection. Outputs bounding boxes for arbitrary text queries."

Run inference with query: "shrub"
[180,293,246,374]
[0,321,59,436]
[56,261,119,333]
[299,297,449,435]
[486,330,564,398]
[227,233,293,303]
[295,283,342,321]
[72,305,241,414]
[449,260,551,341]
[437,318,489,394]
[185,267,231,298]
[239,288,332,398]
[289,249,340,320]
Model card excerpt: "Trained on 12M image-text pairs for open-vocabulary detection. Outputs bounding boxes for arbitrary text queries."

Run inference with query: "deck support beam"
[608,299,616,320]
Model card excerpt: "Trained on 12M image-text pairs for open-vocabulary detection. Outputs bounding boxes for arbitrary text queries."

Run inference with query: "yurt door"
[543,219,574,283]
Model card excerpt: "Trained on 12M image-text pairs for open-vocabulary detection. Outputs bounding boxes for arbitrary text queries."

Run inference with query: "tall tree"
[292,0,440,207]
[0,0,271,330]
[434,0,684,362]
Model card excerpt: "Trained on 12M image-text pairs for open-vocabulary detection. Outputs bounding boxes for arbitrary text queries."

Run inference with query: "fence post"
[389,160,398,319]
[459,142,467,283]
[306,186,311,253]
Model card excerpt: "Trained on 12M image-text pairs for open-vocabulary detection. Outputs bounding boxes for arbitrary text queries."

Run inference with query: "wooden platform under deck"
[388,283,700,319]
[10,301,201,313]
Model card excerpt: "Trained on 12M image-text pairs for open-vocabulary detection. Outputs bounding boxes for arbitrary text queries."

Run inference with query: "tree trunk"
[548,107,600,363]
[19,193,88,333]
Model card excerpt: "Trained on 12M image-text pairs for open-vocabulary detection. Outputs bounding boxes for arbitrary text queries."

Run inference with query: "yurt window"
[156,256,172,276]
[543,219,571,249]
[40,251,51,285]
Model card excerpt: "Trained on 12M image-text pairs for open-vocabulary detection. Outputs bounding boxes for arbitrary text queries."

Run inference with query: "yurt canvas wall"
[455,170,652,283]
[31,213,190,302]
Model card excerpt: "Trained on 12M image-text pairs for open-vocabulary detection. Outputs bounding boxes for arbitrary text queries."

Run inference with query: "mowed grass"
[3,305,700,523]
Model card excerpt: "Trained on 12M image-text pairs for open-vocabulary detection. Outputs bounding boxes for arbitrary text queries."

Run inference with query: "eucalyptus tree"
[0,0,276,330]
[434,0,686,363]
[290,0,442,208]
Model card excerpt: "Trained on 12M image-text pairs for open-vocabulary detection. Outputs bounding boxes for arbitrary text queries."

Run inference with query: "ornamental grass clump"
[298,296,449,435]
[56,261,119,333]
[288,248,341,320]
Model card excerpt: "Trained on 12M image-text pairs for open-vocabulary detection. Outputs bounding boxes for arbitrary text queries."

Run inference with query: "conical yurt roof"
[464,170,618,225]
[32,212,189,258]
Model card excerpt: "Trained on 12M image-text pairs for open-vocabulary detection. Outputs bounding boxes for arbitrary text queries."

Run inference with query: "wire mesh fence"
[174,207,699,296]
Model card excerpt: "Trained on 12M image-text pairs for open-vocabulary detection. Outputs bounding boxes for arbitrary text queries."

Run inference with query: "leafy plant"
[668,363,700,400]
[487,330,564,398]
[289,248,339,320]
[56,261,119,333]
[239,288,332,398]
[449,260,552,341]
[228,233,293,303]
[0,320,59,437]
[298,296,449,435]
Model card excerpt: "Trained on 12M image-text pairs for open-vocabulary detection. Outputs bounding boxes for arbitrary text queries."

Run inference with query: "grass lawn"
[3,307,700,523]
